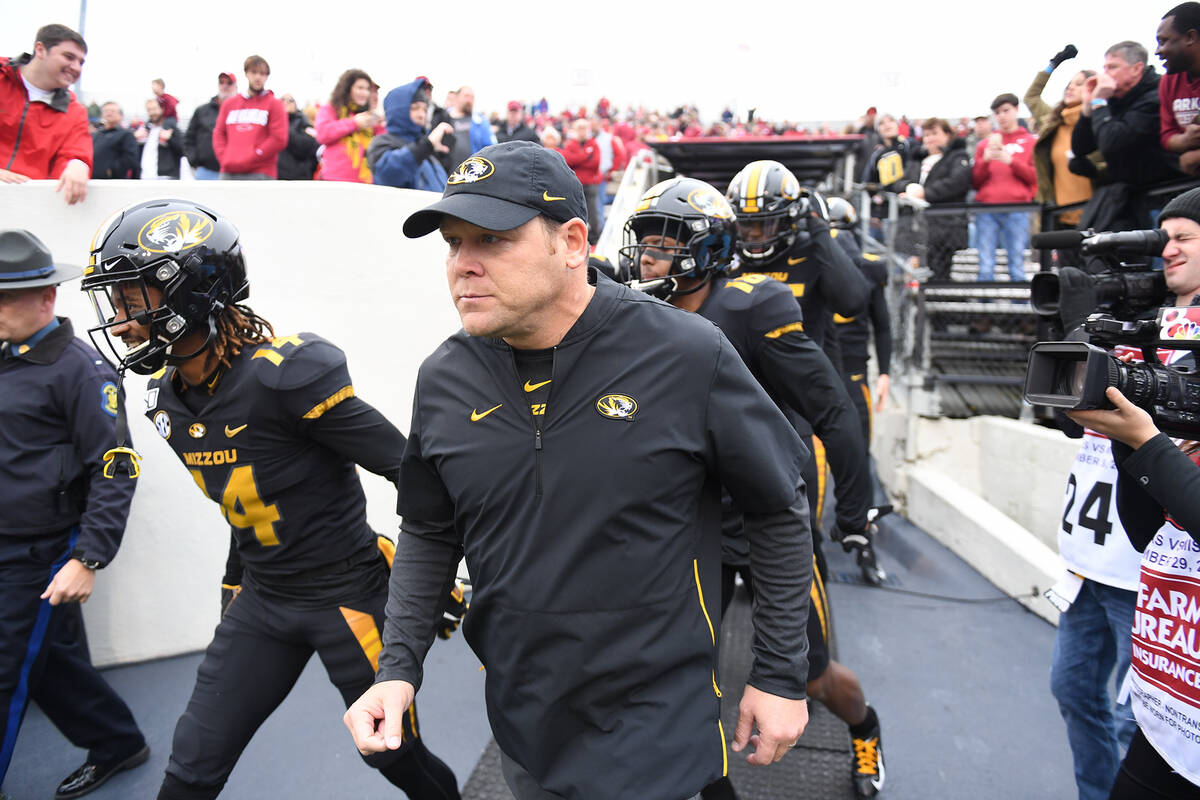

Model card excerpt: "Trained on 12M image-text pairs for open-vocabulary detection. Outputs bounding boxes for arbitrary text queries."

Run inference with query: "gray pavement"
[6,508,1077,799]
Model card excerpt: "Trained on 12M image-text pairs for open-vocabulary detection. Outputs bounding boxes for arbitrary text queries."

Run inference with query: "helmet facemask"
[734,208,798,261]
[621,213,730,301]
[84,252,232,375]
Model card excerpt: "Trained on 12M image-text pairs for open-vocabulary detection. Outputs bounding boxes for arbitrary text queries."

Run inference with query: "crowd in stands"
[68,21,1200,291]
[11,8,1200,258]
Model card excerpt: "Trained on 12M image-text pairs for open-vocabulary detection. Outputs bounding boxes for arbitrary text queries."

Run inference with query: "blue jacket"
[367,79,448,191]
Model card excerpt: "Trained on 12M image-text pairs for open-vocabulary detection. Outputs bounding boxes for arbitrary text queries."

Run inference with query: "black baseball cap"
[403,141,587,238]
[0,230,81,289]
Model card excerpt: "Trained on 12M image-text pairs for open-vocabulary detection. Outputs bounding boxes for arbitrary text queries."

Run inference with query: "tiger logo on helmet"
[620,177,737,301]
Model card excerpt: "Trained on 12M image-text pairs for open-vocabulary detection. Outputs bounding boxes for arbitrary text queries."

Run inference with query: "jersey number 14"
[190,465,282,546]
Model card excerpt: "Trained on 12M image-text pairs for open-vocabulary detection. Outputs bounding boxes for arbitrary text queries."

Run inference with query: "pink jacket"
[314,104,384,183]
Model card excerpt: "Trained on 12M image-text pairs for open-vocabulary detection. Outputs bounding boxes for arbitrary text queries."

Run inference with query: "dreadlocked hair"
[212,304,275,370]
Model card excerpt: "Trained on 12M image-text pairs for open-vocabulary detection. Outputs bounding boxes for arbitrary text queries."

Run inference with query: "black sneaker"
[56,744,149,799]
[852,713,885,797]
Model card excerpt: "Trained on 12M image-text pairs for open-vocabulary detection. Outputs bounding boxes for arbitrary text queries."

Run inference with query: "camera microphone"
[1031,230,1085,250]
[1031,228,1167,256]
[1081,229,1168,256]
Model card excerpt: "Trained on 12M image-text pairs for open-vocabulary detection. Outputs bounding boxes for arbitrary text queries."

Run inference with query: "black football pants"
[843,372,873,452]
[157,573,458,799]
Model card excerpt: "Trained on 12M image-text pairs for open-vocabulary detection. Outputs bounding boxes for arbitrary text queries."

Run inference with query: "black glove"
[831,507,890,586]
[1056,267,1097,333]
[805,209,831,238]
[830,522,871,552]
[1050,45,1078,69]
[437,580,469,640]
[221,584,241,617]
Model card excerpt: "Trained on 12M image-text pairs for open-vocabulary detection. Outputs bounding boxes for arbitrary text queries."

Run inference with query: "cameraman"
[1057,186,1200,798]
[1045,186,1200,799]
[1066,389,1200,798]
[1161,186,1200,305]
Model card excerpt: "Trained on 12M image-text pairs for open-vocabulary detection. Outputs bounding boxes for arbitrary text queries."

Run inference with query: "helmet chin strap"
[627,276,675,300]
[164,317,218,365]
[628,269,714,302]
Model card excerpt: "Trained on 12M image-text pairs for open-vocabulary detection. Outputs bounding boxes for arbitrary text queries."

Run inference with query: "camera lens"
[1069,360,1088,398]
[1052,359,1088,401]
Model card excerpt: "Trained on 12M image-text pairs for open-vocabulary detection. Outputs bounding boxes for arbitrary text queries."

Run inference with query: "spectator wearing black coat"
[91,102,137,179]
[861,113,916,242]
[183,72,237,180]
[134,98,182,179]
[276,94,318,180]
[1072,41,1181,232]
[495,101,540,144]
[901,118,973,282]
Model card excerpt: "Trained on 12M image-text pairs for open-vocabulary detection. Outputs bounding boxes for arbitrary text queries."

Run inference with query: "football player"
[726,161,875,550]
[623,177,886,798]
[80,199,463,800]
[827,196,893,450]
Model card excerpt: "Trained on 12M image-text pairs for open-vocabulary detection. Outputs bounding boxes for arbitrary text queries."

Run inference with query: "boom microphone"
[1081,229,1168,256]
[1031,230,1085,250]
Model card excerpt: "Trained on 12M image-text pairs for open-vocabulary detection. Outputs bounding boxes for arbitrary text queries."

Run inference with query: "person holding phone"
[315,69,385,184]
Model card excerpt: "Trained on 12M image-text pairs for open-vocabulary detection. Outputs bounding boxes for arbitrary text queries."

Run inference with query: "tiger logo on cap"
[448,157,495,185]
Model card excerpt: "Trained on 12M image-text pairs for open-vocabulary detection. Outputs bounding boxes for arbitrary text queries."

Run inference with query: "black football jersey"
[695,273,806,388]
[738,227,867,353]
[144,333,383,583]
[697,274,872,539]
[833,252,891,373]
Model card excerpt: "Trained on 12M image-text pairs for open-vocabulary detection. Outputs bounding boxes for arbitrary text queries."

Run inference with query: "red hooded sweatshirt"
[971,128,1037,203]
[213,90,287,177]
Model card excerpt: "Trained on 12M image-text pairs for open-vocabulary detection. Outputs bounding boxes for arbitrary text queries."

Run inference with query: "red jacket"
[971,128,1037,203]
[0,55,92,179]
[213,90,288,177]
[562,136,602,185]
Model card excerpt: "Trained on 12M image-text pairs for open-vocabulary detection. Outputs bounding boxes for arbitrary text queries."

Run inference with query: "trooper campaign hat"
[403,140,587,238]
[0,229,82,289]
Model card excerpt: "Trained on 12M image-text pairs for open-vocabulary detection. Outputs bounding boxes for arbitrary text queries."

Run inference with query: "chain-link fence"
[860,194,1043,419]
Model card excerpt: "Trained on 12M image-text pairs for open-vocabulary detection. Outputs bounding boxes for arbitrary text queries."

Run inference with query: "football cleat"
[852,711,885,797]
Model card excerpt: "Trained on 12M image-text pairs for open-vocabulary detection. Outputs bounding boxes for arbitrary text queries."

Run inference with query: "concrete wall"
[876,409,1081,624]
[2,180,460,666]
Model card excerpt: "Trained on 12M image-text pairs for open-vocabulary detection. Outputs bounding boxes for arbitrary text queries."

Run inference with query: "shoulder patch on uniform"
[101,381,119,417]
[153,409,171,439]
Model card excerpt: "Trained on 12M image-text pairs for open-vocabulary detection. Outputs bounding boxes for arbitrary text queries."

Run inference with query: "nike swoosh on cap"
[543,191,566,202]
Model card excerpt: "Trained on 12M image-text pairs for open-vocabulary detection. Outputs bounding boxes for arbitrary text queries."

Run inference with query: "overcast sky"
[2,0,1167,125]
